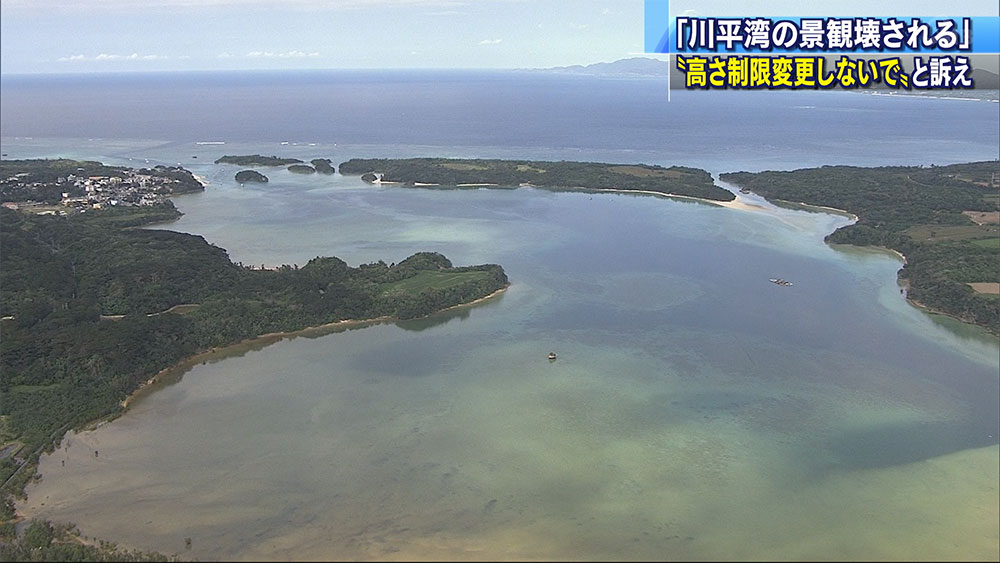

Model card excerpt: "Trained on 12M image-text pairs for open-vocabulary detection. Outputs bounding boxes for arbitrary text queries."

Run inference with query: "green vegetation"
[0,159,123,183]
[339,158,735,202]
[71,202,183,228]
[235,170,268,184]
[0,519,174,561]
[288,164,316,174]
[311,159,336,174]
[721,161,1000,333]
[904,224,995,242]
[0,200,507,526]
[214,155,303,166]
[381,270,495,295]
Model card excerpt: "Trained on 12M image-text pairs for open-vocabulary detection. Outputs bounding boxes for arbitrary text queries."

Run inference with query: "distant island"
[216,155,303,166]
[723,161,1000,334]
[219,156,337,177]
[339,157,736,202]
[532,57,999,100]
[288,164,316,174]
[534,57,668,77]
[235,169,269,183]
[311,159,336,174]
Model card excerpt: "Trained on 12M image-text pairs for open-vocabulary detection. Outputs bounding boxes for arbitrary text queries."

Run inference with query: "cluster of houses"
[2,169,190,214]
[58,172,173,209]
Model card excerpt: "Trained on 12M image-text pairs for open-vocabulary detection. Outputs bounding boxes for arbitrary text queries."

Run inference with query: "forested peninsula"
[339,158,736,202]
[722,161,1000,334]
[0,161,508,548]
[215,155,303,166]
[0,206,507,488]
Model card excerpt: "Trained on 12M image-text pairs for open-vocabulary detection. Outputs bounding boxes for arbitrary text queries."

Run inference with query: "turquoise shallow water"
[8,138,997,561]
[2,75,998,560]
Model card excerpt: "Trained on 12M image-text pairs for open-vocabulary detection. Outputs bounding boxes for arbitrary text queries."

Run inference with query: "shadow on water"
[825,419,1000,471]
[395,307,472,332]
[127,291,507,407]
[395,289,507,332]
[123,318,392,408]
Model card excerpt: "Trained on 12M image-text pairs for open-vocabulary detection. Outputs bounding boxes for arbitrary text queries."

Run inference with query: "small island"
[235,169,269,184]
[216,155,304,166]
[288,164,316,174]
[311,159,336,174]
[338,158,736,202]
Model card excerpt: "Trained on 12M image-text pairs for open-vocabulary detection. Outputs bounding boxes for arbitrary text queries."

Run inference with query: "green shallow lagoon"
[10,139,999,561]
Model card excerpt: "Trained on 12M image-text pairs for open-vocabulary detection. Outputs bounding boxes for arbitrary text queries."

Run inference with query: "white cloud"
[57,52,169,62]
[3,0,475,12]
[217,52,234,59]
[569,22,588,30]
[246,50,320,58]
[478,38,502,45]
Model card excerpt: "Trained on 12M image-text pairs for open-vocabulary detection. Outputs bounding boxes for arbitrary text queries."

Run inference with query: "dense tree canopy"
[215,155,303,166]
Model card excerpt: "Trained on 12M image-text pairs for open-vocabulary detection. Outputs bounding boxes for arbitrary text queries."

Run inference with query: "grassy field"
[608,165,683,179]
[157,303,201,315]
[970,237,1000,249]
[441,162,490,171]
[904,223,1000,242]
[963,210,1000,225]
[380,270,493,295]
[516,164,546,173]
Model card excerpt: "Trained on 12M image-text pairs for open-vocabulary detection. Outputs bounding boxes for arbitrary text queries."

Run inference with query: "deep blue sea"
[3,70,998,171]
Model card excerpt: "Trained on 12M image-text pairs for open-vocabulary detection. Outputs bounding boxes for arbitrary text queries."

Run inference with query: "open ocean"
[3,70,999,560]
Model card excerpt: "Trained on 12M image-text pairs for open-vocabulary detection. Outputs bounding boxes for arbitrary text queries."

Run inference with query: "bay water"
[2,71,998,560]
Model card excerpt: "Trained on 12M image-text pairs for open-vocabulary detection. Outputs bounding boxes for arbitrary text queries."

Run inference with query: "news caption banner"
[644,1,1000,90]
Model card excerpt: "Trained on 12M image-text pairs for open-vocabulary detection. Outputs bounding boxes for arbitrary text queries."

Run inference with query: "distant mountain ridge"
[534,57,999,89]
[534,57,669,77]
[970,68,1000,89]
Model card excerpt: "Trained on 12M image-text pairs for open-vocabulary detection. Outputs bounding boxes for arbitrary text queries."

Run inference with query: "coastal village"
[0,163,203,214]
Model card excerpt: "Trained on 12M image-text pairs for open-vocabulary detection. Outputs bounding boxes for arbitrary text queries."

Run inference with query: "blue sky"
[1,0,997,74]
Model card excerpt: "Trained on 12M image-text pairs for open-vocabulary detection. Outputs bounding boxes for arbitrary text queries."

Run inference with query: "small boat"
[769,278,793,286]
[547,352,558,361]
